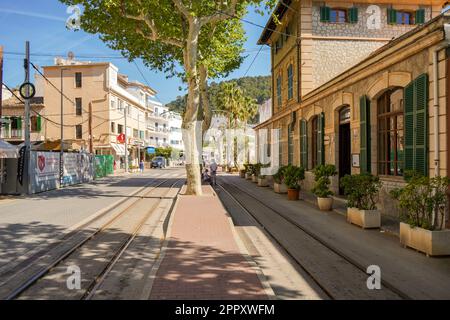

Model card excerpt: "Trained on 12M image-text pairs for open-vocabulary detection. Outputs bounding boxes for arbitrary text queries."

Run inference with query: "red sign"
[38,155,46,172]
[117,133,125,144]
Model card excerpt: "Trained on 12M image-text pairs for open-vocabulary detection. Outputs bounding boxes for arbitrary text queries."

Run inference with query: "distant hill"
[166,75,271,114]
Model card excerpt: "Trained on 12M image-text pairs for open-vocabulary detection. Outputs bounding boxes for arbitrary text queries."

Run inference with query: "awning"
[0,139,19,158]
[111,143,126,156]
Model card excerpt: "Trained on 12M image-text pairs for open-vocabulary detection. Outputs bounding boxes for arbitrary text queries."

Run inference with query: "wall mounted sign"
[352,153,360,168]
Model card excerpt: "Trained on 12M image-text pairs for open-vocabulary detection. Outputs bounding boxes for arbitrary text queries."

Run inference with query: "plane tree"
[60,0,275,194]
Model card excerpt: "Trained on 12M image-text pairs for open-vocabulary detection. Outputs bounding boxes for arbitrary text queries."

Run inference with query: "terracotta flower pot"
[239,170,246,178]
[287,188,299,200]
[317,197,333,211]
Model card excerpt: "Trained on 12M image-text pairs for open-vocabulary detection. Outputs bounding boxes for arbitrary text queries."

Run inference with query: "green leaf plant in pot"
[311,164,337,211]
[273,165,288,194]
[390,171,450,256]
[283,165,305,200]
[341,173,382,229]
[245,164,253,180]
[251,163,262,183]
[240,163,248,178]
[257,163,270,187]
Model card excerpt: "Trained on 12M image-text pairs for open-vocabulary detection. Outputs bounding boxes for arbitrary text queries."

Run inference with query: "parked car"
[151,156,166,168]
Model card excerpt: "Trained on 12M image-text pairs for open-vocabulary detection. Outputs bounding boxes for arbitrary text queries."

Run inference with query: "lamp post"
[60,67,68,186]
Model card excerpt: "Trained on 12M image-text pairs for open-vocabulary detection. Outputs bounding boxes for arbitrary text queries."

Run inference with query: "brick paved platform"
[149,186,269,300]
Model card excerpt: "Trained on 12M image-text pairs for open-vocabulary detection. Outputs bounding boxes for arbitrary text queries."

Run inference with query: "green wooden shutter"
[404,81,415,172]
[36,116,42,132]
[300,119,307,168]
[415,9,425,24]
[404,74,429,177]
[415,74,429,176]
[320,6,330,22]
[288,124,293,165]
[360,95,371,173]
[4,117,10,135]
[17,117,22,130]
[348,7,358,23]
[317,112,325,165]
[387,8,397,24]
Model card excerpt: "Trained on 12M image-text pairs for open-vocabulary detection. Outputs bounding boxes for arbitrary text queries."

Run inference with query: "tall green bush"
[311,164,337,198]
[340,173,382,210]
[283,165,305,190]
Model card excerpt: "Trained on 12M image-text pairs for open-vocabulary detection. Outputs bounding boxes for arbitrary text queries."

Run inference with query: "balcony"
[0,128,23,139]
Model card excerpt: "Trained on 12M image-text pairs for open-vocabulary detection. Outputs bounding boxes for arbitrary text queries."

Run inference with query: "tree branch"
[172,0,191,18]
[121,1,184,48]
[200,0,239,25]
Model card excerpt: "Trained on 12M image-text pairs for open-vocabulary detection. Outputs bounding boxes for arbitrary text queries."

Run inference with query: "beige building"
[255,1,450,221]
[39,58,167,167]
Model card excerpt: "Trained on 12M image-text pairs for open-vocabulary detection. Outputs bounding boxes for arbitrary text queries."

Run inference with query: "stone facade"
[311,3,432,38]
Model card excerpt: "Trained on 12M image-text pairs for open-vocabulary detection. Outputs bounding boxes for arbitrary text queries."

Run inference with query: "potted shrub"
[341,173,382,229]
[245,164,253,180]
[273,166,288,194]
[311,164,337,211]
[390,173,450,256]
[283,165,305,200]
[251,163,262,183]
[240,164,248,178]
[257,163,270,187]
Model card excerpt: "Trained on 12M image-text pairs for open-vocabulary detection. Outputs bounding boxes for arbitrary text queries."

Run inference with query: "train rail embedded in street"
[217,178,412,300]
[1,178,184,300]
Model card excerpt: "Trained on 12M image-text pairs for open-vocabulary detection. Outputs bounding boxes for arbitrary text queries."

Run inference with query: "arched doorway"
[338,106,351,195]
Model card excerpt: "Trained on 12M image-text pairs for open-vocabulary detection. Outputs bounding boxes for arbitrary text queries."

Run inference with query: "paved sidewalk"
[149,185,270,300]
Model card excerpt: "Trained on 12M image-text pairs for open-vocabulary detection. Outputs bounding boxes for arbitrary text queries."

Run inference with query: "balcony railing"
[0,129,23,139]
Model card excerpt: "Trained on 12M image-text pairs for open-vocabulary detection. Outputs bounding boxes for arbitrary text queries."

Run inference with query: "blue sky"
[0,0,272,104]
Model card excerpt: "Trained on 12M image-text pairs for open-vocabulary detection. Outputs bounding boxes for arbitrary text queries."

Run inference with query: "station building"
[255,0,450,219]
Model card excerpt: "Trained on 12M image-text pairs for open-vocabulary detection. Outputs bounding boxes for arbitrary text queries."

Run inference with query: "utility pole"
[60,67,65,186]
[124,105,128,173]
[24,41,31,194]
[0,45,3,137]
[89,102,93,153]
[137,112,140,164]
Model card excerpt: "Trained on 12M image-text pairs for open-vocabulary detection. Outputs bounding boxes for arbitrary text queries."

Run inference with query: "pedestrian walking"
[139,159,144,173]
[209,159,218,186]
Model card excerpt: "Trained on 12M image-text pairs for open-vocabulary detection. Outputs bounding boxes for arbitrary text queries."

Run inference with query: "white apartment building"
[168,112,183,152]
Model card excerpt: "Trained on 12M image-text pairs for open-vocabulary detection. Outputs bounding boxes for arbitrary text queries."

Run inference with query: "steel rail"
[217,178,412,300]
[4,178,183,300]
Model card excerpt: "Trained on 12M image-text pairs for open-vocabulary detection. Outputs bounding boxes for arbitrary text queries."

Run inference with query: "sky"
[0,0,272,104]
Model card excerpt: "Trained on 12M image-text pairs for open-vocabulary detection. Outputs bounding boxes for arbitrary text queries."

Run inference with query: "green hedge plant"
[273,166,287,184]
[311,164,337,198]
[283,165,305,190]
[390,173,450,230]
[340,173,382,210]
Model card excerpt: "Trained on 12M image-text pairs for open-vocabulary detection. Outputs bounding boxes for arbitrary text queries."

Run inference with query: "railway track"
[217,178,412,300]
[1,178,184,300]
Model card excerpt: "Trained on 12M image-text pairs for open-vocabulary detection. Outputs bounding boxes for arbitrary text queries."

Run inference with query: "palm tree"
[237,96,258,163]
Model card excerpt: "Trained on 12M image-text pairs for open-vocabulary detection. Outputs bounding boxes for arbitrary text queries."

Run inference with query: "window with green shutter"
[287,64,293,100]
[360,95,371,173]
[348,7,358,23]
[300,119,307,168]
[276,75,282,108]
[288,124,294,165]
[317,112,325,166]
[278,127,283,166]
[404,74,429,177]
[37,116,42,132]
[415,9,425,24]
[387,8,397,24]
[320,6,331,22]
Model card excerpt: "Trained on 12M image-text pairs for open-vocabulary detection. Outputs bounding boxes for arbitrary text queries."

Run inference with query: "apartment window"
[377,88,404,176]
[111,122,116,133]
[133,129,138,138]
[110,99,116,110]
[276,75,282,108]
[30,116,41,132]
[330,9,347,23]
[139,130,144,140]
[387,9,423,25]
[118,124,123,134]
[75,97,82,116]
[287,64,293,100]
[397,11,414,25]
[75,125,82,139]
[75,72,82,88]
[118,100,123,112]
